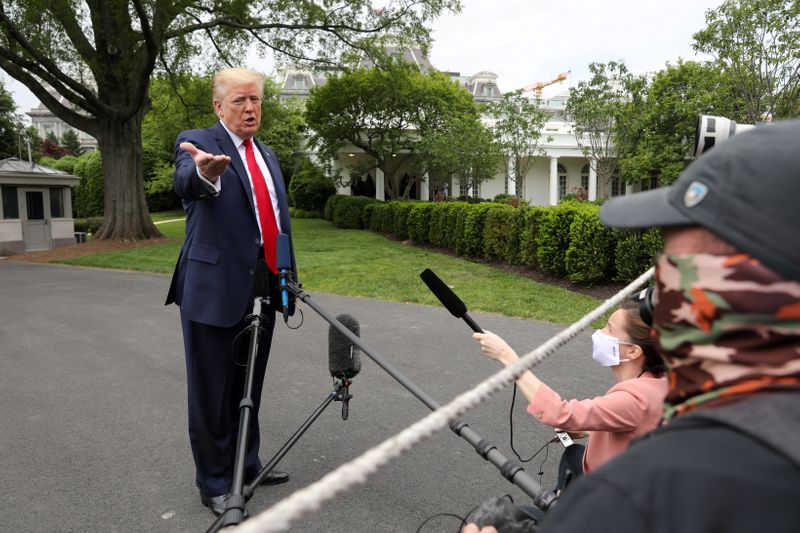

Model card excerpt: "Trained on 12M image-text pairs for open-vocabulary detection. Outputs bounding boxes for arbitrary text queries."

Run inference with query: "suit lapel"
[212,122,256,216]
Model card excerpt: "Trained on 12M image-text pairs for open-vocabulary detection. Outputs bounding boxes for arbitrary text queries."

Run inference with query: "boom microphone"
[329,314,362,380]
[420,269,484,333]
[276,233,292,323]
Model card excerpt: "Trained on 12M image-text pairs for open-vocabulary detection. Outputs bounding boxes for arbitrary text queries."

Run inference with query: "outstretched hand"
[179,142,231,183]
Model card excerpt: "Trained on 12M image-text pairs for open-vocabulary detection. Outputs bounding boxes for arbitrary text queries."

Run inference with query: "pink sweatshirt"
[528,373,668,473]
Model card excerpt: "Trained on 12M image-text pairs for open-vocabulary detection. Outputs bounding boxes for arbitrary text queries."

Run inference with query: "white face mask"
[591,330,634,367]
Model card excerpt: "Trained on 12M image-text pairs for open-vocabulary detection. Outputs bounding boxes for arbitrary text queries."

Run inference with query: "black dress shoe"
[200,492,248,518]
[248,469,290,486]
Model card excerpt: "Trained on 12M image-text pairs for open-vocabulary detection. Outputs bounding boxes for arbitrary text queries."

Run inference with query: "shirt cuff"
[196,167,221,196]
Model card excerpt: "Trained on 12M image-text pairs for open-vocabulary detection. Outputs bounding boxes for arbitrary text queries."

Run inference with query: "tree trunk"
[94,112,161,240]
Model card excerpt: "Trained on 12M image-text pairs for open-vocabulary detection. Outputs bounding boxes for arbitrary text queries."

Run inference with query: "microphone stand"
[286,282,558,512]
[207,296,353,533]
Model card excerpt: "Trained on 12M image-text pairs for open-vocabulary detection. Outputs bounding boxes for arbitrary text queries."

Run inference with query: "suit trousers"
[181,258,278,497]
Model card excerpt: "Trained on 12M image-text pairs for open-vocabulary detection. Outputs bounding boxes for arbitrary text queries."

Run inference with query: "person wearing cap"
[464,119,800,533]
[533,119,800,532]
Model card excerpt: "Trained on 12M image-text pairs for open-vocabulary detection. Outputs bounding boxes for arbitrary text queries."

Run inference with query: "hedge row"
[322,196,662,284]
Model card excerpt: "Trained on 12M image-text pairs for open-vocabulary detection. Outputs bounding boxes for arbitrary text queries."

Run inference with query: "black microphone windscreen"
[420,269,467,318]
[329,314,361,380]
[276,233,292,271]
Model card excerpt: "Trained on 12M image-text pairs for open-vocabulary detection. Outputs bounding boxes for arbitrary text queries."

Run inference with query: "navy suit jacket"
[166,121,296,328]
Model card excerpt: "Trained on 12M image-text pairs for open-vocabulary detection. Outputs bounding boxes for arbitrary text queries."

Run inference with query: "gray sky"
[3,0,726,118]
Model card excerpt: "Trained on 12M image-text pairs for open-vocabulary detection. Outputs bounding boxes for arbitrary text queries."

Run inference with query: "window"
[580,164,590,190]
[2,186,19,219]
[50,188,64,218]
[557,164,567,200]
[640,177,659,191]
[610,174,624,197]
[26,191,44,220]
[293,75,305,90]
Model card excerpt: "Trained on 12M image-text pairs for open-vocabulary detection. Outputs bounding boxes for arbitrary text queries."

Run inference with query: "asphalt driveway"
[0,261,612,532]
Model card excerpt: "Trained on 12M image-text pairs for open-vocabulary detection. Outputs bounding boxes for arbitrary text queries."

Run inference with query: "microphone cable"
[415,501,485,533]
[509,384,556,483]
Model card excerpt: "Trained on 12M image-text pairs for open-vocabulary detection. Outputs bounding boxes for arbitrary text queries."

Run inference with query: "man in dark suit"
[165,67,295,516]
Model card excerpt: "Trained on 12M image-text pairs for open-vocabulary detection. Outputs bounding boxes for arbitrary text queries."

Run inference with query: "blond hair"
[212,68,266,102]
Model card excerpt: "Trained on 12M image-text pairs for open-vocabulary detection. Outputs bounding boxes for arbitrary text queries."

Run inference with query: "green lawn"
[58,217,602,324]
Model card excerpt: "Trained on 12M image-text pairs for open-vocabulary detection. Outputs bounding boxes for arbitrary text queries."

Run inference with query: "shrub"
[502,206,528,264]
[483,204,516,261]
[461,202,503,257]
[52,155,79,174]
[390,201,417,240]
[446,202,472,254]
[518,206,545,268]
[428,202,449,247]
[333,196,377,229]
[146,161,181,212]
[361,201,379,228]
[73,151,104,217]
[614,228,664,282]
[536,203,582,276]
[73,216,104,234]
[407,202,436,243]
[368,202,391,232]
[290,207,322,219]
[289,159,336,212]
[565,204,619,284]
[323,194,346,221]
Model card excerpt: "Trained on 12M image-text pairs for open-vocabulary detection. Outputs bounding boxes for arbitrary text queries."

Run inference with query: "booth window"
[50,188,64,218]
[2,186,19,219]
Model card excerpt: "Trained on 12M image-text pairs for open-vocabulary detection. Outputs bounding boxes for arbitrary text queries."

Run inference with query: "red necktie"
[243,138,279,273]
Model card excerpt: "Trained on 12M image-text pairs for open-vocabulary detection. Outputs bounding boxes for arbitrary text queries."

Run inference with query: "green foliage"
[486,91,550,198]
[565,204,619,284]
[567,61,649,190]
[462,203,503,257]
[389,201,418,240]
[60,129,82,155]
[536,203,582,276]
[361,201,379,228]
[693,0,800,121]
[407,202,437,242]
[304,63,479,199]
[618,60,747,186]
[289,159,336,212]
[50,155,79,174]
[503,206,529,264]
[73,216,104,234]
[614,229,664,282]
[451,202,474,255]
[323,194,347,221]
[518,206,545,268]
[0,80,20,159]
[482,204,516,261]
[427,202,449,247]
[73,151,104,217]
[289,207,323,219]
[415,113,502,194]
[368,202,391,232]
[332,196,377,229]
[146,161,181,212]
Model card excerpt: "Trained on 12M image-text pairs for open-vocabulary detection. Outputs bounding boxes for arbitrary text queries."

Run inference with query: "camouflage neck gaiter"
[653,252,800,419]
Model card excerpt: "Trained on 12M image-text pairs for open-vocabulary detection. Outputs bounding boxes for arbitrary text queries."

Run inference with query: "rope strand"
[232,268,655,532]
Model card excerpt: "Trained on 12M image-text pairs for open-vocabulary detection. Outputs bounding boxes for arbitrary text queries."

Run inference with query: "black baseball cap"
[600,119,800,282]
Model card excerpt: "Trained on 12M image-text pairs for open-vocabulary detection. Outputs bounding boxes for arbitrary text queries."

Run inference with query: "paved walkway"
[0,261,611,532]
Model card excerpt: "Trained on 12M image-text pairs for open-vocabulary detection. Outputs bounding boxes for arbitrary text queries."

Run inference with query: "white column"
[625,181,635,195]
[331,157,348,195]
[549,156,559,206]
[588,159,597,201]
[375,167,385,201]
[420,173,429,201]
[507,157,517,197]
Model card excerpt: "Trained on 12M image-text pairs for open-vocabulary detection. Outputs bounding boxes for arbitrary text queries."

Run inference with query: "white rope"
[232,267,655,532]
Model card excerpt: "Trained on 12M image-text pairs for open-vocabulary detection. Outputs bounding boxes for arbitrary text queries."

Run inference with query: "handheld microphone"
[276,233,292,323]
[329,314,362,420]
[420,269,484,333]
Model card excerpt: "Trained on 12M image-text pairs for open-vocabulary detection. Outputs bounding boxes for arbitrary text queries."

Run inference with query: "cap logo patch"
[684,181,709,208]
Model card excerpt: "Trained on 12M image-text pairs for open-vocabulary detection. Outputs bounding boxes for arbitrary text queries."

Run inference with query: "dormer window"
[293,75,305,90]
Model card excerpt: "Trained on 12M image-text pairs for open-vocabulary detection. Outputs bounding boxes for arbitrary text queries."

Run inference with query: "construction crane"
[515,71,570,98]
